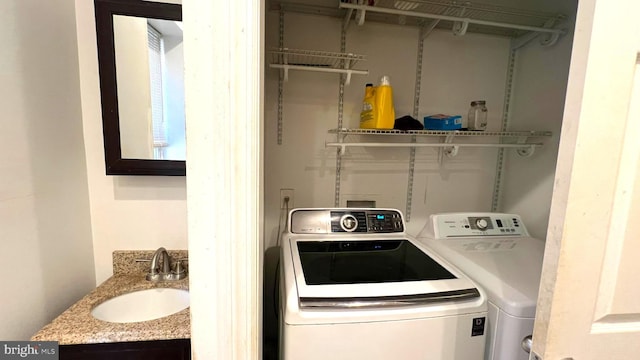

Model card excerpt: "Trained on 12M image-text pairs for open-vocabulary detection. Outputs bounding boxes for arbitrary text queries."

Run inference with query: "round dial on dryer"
[340,214,358,232]
[475,218,489,230]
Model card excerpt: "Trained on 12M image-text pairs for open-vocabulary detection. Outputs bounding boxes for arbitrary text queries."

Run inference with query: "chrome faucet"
[144,247,187,281]
[149,247,171,277]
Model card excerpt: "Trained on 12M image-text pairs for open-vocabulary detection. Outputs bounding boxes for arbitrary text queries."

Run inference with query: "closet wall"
[264,4,574,247]
[500,23,575,239]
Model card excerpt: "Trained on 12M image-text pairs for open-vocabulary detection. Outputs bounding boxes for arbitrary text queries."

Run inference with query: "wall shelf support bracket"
[452,19,469,36]
[539,17,563,47]
[420,19,440,40]
[452,7,469,36]
[516,136,536,157]
[280,48,290,82]
[540,32,560,47]
[440,133,458,161]
[355,0,367,26]
[517,144,536,157]
[445,144,460,158]
[512,17,564,49]
[343,67,353,86]
[343,8,354,31]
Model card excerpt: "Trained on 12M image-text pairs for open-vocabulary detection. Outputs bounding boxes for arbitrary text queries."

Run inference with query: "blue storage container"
[423,114,462,130]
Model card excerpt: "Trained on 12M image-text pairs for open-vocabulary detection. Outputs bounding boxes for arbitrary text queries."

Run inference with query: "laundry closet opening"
[262,0,578,359]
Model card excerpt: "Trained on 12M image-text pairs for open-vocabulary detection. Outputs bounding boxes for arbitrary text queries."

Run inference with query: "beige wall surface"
[263,10,572,245]
[500,14,575,240]
[263,12,517,246]
[0,0,96,340]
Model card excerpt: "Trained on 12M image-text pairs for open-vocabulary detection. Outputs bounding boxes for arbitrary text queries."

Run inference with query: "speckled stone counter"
[31,250,189,345]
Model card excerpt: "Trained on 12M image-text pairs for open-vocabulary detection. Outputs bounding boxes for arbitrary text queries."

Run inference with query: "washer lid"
[297,239,456,285]
[288,236,483,305]
[420,236,544,318]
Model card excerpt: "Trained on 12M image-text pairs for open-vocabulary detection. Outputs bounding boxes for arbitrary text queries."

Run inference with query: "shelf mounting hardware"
[334,25,349,207]
[512,16,565,50]
[491,48,517,211]
[452,6,469,36]
[343,8,354,31]
[277,9,285,145]
[355,0,367,25]
[452,18,469,36]
[420,19,441,40]
[443,133,459,158]
[516,136,536,157]
[539,17,563,47]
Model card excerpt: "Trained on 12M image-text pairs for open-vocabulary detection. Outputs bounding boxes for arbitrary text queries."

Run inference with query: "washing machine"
[416,213,544,360]
[279,208,488,360]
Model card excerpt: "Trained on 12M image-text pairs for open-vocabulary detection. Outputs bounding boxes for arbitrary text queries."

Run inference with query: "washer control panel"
[430,213,529,238]
[289,208,404,234]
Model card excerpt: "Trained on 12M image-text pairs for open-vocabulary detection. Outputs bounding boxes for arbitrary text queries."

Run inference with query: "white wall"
[264,12,511,245]
[75,0,188,284]
[500,15,576,239]
[0,0,95,340]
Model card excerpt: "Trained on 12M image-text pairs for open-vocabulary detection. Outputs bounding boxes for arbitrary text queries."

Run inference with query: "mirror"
[95,0,184,175]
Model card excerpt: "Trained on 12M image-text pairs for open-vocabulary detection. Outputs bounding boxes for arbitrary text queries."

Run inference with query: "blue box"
[423,114,462,130]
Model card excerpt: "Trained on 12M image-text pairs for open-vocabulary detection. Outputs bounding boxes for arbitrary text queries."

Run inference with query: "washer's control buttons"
[340,214,358,232]
[476,218,489,230]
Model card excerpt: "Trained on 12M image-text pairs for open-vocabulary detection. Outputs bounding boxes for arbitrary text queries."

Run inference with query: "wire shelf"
[329,128,552,137]
[269,48,366,69]
[272,1,565,39]
[269,48,368,84]
[337,0,566,38]
[364,0,561,26]
[327,128,552,156]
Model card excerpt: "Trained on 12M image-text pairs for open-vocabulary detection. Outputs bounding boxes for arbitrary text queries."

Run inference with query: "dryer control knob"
[340,214,358,232]
[476,218,489,230]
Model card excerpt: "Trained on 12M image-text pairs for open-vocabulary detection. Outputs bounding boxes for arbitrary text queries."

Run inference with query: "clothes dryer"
[417,213,544,360]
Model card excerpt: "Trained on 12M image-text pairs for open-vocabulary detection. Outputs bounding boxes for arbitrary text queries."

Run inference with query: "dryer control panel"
[428,213,529,239]
[289,208,404,234]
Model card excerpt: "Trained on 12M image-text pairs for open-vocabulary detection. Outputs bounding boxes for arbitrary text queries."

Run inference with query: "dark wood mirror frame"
[94,0,184,176]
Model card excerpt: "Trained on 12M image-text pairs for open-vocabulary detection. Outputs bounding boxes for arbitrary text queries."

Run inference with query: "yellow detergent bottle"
[360,76,395,129]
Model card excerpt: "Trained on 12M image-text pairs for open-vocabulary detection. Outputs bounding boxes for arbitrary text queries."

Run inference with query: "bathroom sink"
[91,288,189,323]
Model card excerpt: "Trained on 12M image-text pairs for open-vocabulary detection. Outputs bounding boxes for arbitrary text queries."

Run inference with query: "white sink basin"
[91,288,189,323]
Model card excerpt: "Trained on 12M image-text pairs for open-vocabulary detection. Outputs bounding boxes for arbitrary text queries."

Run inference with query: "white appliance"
[279,208,488,360]
[416,213,544,360]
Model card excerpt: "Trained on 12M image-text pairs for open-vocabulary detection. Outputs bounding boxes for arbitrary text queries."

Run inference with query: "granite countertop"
[31,250,189,345]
